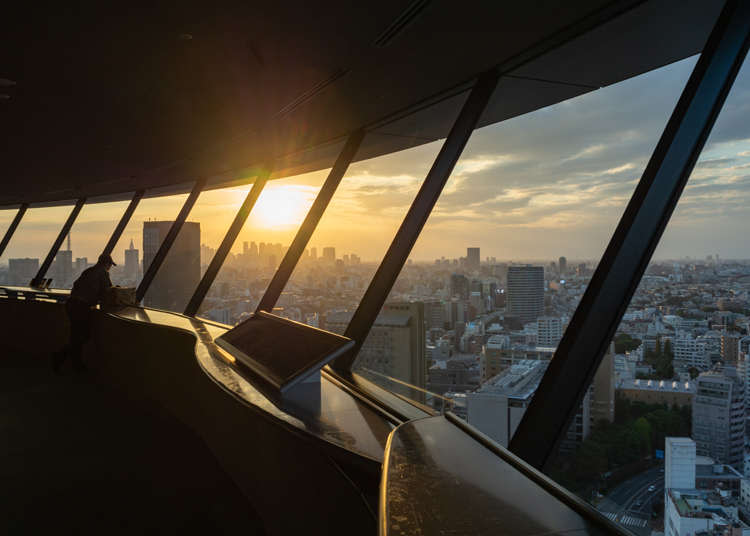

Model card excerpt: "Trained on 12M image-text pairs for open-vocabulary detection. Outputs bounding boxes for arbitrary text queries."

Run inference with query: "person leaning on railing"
[52,253,115,374]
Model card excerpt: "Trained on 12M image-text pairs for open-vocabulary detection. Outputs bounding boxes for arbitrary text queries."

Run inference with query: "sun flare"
[250,184,313,228]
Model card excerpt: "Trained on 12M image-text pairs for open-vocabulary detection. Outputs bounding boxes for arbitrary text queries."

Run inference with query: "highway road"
[598,466,664,535]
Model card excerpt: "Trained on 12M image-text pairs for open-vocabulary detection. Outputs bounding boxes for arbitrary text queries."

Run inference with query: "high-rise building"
[558,256,567,276]
[124,239,139,282]
[467,359,589,449]
[665,437,696,491]
[8,258,39,286]
[537,316,562,347]
[322,247,336,263]
[466,247,480,270]
[309,247,317,261]
[591,343,615,424]
[50,249,73,288]
[142,221,200,311]
[693,367,745,469]
[423,300,446,330]
[326,302,426,390]
[506,265,544,324]
[721,332,740,362]
[673,332,711,371]
[449,273,469,300]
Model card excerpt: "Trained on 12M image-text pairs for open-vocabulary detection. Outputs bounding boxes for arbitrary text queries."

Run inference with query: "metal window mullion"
[101,190,145,258]
[136,179,206,303]
[509,0,750,471]
[184,173,269,317]
[31,198,86,286]
[256,130,365,314]
[0,203,28,258]
[333,71,500,371]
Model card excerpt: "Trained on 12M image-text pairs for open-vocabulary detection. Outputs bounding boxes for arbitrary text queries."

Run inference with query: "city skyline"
[2,55,749,264]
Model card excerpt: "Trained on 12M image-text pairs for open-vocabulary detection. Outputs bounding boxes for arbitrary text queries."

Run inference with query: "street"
[598,466,664,535]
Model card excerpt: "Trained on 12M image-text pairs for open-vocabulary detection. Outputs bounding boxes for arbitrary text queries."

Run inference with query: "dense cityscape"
[2,223,750,535]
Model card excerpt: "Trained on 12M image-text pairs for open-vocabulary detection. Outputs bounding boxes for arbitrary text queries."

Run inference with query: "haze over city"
[2,55,749,265]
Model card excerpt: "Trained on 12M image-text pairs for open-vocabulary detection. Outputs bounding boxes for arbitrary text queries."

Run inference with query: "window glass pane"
[108,192,189,289]
[528,56,750,534]
[141,185,259,313]
[0,208,18,285]
[261,137,451,335]
[354,58,697,414]
[0,209,13,239]
[46,198,133,289]
[196,170,330,325]
[0,204,74,286]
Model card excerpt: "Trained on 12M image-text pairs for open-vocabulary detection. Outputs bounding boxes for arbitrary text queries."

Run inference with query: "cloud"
[602,163,637,175]
[695,157,736,168]
[563,144,607,162]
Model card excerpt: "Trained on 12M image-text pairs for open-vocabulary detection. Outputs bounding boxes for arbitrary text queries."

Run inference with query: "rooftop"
[476,359,548,399]
[617,378,696,393]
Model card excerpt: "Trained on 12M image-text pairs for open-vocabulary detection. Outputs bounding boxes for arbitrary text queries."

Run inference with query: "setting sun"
[250,184,315,229]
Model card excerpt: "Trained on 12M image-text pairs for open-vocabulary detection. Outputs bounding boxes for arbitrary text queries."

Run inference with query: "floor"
[0,347,265,535]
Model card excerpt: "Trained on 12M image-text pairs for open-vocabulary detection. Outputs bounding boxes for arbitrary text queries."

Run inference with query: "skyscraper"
[466,247,480,270]
[693,367,745,470]
[326,302,426,391]
[142,221,200,311]
[506,265,544,324]
[558,256,567,276]
[322,247,336,263]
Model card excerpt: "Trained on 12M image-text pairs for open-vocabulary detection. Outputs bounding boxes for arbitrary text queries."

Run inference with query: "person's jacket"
[70,264,112,306]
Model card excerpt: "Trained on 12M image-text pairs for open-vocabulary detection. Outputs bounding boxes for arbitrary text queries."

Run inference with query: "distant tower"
[466,247,480,270]
[558,256,567,276]
[124,239,140,282]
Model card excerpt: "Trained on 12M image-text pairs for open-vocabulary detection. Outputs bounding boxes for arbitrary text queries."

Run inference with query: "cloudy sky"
[2,54,749,265]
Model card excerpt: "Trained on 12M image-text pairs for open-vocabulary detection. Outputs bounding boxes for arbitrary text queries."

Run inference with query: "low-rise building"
[616,378,696,408]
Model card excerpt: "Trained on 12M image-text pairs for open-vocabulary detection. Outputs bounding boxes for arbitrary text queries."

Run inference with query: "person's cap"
[98,253,116,266]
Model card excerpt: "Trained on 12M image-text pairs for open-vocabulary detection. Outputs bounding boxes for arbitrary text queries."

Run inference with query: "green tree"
[633,417,652,456]
[614,333,642,354]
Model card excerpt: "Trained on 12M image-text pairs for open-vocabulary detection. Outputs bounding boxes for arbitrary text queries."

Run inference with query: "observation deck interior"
[2,1,748,534]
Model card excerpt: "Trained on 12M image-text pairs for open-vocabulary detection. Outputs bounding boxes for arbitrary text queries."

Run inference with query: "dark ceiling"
[0,1,723,206]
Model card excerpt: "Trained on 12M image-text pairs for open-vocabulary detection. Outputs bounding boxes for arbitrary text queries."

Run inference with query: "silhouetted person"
[53,253,115,373]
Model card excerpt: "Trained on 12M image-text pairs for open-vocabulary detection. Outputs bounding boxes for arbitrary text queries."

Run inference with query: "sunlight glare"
[250,184,314,229]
